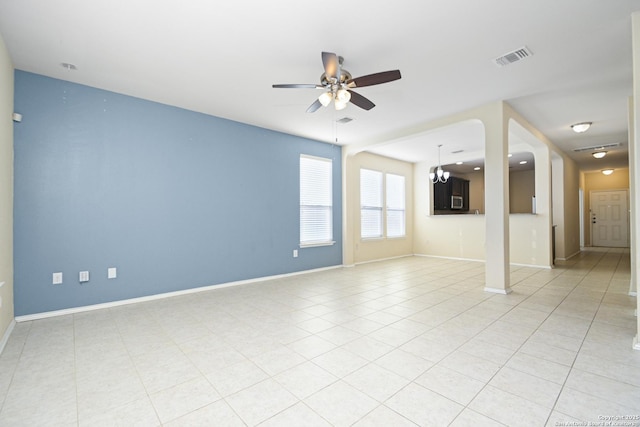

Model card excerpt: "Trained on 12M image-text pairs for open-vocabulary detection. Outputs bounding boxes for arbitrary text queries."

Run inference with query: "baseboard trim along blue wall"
[13,71,342,316]
[14,264,342,322]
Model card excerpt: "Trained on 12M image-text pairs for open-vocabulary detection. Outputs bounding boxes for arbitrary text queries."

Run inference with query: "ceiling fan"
[272,52,401,113]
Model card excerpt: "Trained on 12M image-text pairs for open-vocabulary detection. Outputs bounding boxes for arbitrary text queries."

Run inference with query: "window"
[360,169,406,239]
[300,155,333,246]
[386,173,406,237]
[360,169,383,238]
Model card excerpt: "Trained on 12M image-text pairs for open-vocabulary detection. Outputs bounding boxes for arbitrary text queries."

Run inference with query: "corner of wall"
[0,33,15,350]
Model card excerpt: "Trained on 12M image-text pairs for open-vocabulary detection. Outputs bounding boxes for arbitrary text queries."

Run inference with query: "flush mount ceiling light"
[592,151,607,159]
[571,122,592,133]
[429,145,450,184]
[601,169,614,175]
[519,160,527,165]
[474,167,481,171]
[456,161,463,165]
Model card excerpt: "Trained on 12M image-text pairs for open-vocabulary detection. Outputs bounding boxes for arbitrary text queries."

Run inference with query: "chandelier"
[430,144,450,183]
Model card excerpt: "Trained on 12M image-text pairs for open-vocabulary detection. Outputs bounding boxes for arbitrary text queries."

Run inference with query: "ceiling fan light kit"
[273,52,401,112]
[318,92,333,107]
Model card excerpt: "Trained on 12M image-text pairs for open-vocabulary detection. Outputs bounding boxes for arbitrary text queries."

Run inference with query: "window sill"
[361,236,406,242]
[361,237,384,242]
[300,241,336,248]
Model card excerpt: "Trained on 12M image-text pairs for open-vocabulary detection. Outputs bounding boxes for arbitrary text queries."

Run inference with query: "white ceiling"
[1,0,638,173]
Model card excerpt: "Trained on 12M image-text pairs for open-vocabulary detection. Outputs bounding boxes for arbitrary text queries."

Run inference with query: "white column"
[631,12,640,350]
[533,145,553,267]
[629,96,638,297]
[484,104,511,294]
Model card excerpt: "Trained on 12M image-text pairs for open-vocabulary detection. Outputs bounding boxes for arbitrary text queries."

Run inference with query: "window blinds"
[300,155,333,245]
[386,173,406,237]
[360,168,383,239]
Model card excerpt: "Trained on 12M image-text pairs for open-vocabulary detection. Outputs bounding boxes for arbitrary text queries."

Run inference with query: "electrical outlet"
[79,271,90,283]
[107,267,117,279]
[53,272,63,285]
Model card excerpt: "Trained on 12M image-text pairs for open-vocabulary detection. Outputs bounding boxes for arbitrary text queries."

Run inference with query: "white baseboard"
[510,262,553,269]
[15,264,343,323]
[556,250,581,261]
[354,254,413,266]
[414,253,550,269]
[484,286,513,295]
[413,253,485,263]
[0,319,16,356]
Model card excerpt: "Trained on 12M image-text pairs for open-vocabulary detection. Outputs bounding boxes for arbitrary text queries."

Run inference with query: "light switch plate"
[79,271,89,283]
[53,272,63,285]
[107,267,117,279]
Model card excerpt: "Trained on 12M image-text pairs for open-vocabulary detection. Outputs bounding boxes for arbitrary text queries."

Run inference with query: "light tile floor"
[1,248,639,426]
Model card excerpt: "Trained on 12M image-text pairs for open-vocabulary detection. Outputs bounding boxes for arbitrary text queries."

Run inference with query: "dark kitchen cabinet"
[433,177,469,212]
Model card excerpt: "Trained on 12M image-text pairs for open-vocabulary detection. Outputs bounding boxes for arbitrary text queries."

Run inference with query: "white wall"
[0,33,14,346]
[510,170,535,213]
[509,214,552,267]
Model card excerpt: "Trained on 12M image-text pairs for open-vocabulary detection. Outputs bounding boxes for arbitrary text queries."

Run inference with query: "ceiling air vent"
[573,142,622,153]
[336,117,354,124]
[493,46,533,67]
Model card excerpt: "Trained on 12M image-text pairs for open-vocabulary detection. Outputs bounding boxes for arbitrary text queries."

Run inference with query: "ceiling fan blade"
[348,90,375,110]
[272,84,323,89]
[347,70,401,88]
[306,99,323,113]
[322,52,339,79]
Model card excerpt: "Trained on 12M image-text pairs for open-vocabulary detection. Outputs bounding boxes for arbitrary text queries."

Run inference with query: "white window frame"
[386,173,406,238]
[300,154,335,247]
[360,168,406,240]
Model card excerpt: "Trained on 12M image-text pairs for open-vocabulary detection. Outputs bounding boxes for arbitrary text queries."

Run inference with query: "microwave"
[451,195,463,209]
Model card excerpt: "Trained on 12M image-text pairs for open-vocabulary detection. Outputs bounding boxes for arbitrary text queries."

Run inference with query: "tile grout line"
[544,247,621,426]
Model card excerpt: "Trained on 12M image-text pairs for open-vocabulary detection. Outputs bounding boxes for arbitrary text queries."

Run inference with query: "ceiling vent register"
[494,46,533,67]
[573,143,622,153]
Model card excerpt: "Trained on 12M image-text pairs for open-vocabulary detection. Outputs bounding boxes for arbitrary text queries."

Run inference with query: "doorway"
[590,190,629,247]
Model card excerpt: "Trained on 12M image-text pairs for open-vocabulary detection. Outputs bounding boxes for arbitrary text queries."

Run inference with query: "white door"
[590,190,629,247]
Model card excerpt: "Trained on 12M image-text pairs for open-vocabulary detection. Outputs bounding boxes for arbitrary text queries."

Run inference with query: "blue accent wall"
[13,71,342,316]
